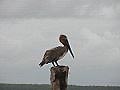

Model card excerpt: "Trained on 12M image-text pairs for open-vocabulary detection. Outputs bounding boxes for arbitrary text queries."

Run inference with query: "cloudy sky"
[0,0,120,86]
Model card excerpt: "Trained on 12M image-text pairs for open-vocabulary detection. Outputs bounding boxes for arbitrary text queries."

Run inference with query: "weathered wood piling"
[50,66,69,90]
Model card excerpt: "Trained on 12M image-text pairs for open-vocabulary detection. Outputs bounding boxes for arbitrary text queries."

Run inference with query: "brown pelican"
[39,35,74,67]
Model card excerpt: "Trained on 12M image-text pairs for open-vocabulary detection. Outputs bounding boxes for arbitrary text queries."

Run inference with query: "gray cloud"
[0,0,120,18]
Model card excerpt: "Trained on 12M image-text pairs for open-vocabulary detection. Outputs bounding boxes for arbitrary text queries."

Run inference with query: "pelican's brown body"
[39,35,74,67]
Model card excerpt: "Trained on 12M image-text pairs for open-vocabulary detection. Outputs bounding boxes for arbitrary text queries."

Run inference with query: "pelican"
[39,35,74,67]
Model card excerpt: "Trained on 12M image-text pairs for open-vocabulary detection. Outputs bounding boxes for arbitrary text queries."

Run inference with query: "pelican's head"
[59,35,74,58]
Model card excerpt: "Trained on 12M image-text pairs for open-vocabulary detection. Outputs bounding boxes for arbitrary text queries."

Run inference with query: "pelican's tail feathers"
[39,61,45,67]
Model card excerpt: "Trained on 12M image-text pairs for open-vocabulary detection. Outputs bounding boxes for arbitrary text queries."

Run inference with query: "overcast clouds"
[0,0,120,86]
[0,0,120,18]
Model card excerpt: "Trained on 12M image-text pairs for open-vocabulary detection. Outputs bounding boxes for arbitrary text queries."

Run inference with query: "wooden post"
[50,66,69,90]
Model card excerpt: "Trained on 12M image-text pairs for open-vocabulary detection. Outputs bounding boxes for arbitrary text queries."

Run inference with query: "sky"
[0,0,120,86]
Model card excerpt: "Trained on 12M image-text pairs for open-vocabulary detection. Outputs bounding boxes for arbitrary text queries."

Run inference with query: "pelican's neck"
[63,45,69,50]
[60,41,68,50]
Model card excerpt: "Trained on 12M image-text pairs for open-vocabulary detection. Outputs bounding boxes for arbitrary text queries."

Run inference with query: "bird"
[39,35,74,67]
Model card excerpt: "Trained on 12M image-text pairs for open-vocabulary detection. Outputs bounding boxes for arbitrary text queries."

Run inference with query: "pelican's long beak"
[66,39,74,58]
